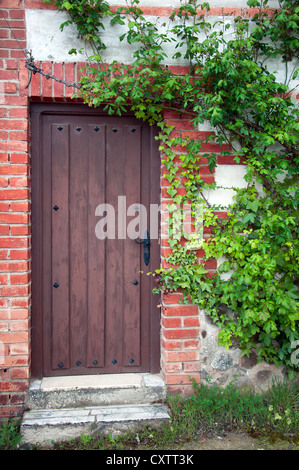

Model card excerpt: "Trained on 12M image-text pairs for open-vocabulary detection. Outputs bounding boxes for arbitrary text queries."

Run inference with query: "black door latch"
[135,230,150,266]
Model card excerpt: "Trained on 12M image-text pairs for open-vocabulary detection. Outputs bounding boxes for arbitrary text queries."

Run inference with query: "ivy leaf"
[167,188,178,198]
[62,1,72,10]
[242,213,255,224]
[173,195,183,204]
[208,154,217,173]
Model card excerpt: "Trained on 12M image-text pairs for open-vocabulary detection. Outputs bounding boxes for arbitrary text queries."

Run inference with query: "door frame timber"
[30,102,161,378]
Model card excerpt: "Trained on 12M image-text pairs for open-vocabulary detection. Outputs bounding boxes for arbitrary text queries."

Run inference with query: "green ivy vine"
[44,0,299,377]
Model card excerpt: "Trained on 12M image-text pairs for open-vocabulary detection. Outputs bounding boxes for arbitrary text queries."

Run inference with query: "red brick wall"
[159,108,219,393]
[24,0,265,17]
[0,0,31,418]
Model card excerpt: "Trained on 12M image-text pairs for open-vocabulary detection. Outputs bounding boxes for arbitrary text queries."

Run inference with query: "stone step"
[25,373,166,410]
[20,403,170,447]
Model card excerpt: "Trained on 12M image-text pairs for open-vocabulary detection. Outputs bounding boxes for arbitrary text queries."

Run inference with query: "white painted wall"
[26,9,128,63]
[204,165,247,207]
[26,4,298,87]
[26,10,234,65]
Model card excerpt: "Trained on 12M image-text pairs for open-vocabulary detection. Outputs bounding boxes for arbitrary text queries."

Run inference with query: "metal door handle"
[135,230,150,266]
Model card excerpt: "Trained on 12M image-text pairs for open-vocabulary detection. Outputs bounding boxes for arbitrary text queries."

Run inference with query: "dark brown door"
[31,104,160,377]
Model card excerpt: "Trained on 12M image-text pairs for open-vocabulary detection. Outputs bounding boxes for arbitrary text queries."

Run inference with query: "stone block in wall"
[198,310,285,391]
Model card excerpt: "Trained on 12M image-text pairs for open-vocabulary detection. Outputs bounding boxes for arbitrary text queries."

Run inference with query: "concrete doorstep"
[20,403,170,447]
[25,373,167,409]
[20,373,170,447]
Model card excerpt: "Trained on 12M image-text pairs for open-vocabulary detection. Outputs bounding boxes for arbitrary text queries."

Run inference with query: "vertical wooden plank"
[41,114,54,376]
[140,125,151,371]
[86,124,106,368]
[51,123,70,370]
[139,124,161,373]
[123,126,142,367]
[149,125,162,372]
[69,123,88,369]
[105,124,124,369]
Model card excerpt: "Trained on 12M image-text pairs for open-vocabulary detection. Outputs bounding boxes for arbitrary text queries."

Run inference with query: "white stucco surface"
[25,6,298,88]
[26,9,122,63]
[203,165,247,207]
[26,9,189,64]
[26,10,235,65]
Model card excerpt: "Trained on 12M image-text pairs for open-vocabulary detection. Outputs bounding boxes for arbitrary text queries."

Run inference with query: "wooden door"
[31,104,160,377]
